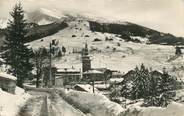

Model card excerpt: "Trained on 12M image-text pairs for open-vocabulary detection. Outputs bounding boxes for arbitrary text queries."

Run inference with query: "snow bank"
[141,102,184,116]
[0,72,17,81]
[119,102,184,116]
[57,88,124,116]
[0,87,31,116]
[57,88,184,116]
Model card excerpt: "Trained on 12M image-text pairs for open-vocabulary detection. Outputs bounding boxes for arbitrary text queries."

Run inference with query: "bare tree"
[33,48,48,88]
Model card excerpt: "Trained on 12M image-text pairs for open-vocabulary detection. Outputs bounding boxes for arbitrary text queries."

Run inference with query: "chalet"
[55,68,81,86]
[111,71,124,78]
[0,72,17,94]
[117,70,163,85]
[83,69,103,81]
[83,68,112,82]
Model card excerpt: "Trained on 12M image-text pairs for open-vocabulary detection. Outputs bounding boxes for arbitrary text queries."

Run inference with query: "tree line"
[110,64,182,107]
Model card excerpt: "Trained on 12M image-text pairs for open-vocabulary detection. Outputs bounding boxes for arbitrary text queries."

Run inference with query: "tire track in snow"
[48,93,87,116]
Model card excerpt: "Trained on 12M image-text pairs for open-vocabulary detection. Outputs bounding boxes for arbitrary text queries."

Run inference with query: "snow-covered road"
[18,90,88,116]
[48,93,87,116]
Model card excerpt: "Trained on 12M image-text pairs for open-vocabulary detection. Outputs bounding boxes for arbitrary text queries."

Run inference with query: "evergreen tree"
[57,49,62,57]
[145,73,161,106]
[121,78,132,99]
[120,78,132,108]
[158,70,176,107]
[131,64,149,99]
[145,69,177,107]
[1,3,33,87]
[42,47,48,57]
[62,46,66,55]
[109,82,121,103]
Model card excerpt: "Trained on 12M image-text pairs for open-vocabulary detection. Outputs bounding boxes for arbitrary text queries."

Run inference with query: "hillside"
[25,22,68,42]
[27,17,184,80]
[0,21,68,47]
[89,21,184,45]
[0,8,68,46]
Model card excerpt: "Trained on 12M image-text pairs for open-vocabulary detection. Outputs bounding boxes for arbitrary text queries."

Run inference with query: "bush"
[72,35,77,37]
[113,48,116,52]
[85,35,89,37]
[117,42,121,46]
[93,38,102,42]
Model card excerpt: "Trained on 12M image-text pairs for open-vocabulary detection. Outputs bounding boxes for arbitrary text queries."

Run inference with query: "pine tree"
[41,47,48,57]
[131,64,149,99]
[57,49,62,57]
[120,78,132,108]
[145,68,177,107]
[1,3,33,88]
[62,46,66,55]
[145,73,161,106]
[158,70,176,107]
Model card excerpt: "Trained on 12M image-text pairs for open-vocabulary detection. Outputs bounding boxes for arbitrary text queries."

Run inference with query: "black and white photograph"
[0,0,184,116]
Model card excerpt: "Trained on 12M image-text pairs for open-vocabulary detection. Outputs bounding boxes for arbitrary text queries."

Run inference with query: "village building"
[0,72,17,94]
[111,71,124,78]
[74,84,100,93]
[83,68,112,82]
[55,68,81,87]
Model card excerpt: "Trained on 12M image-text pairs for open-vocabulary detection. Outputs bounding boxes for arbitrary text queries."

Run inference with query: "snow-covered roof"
[0,72,17,81]
[109,78,124,83]
[57,68,81,72]
[84,70,103,74]
[74,84,99,93]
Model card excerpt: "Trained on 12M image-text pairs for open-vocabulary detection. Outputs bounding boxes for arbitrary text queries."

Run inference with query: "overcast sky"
[0,0,184,37]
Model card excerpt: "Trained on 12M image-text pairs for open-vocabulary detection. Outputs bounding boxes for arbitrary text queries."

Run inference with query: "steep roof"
[74,84,99,93]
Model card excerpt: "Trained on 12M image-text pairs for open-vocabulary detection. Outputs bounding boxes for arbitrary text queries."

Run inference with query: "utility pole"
[92,77,95,93]
[49,43,52,87]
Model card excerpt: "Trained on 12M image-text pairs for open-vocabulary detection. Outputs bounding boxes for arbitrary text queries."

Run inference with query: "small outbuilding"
[0,72,17,94]
[74,84,99,93]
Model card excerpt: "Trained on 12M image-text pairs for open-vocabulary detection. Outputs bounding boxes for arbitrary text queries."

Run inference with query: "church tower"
[82,43,91,73]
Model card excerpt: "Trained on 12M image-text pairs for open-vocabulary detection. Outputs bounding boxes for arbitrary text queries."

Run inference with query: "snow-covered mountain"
[1,8,184,79]
[26,8,66,25]
[27,16,184,80]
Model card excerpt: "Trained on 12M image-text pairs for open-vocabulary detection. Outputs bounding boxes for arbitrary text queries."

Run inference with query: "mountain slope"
[28,17,184,80]
[26,8,65,25]
[89,21,184,45]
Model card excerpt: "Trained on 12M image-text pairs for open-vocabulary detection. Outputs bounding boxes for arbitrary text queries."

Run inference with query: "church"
[55,43,114,87]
